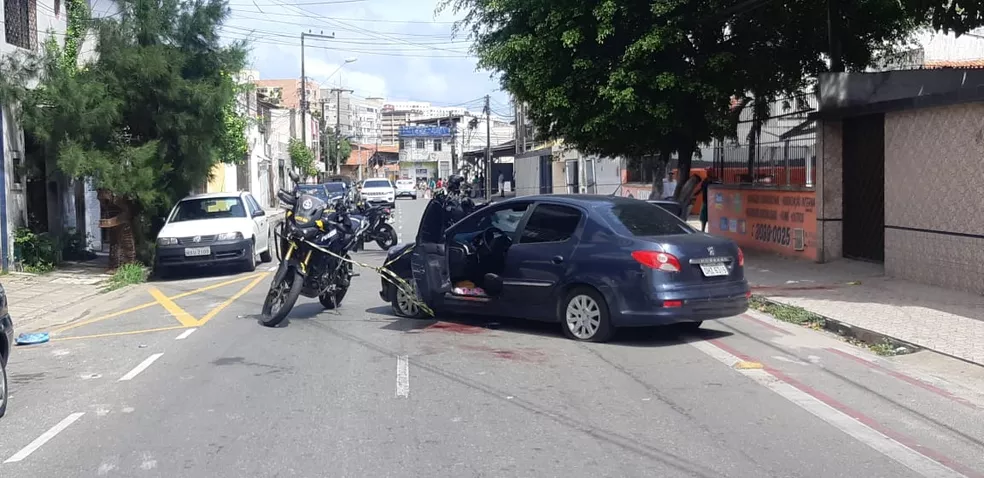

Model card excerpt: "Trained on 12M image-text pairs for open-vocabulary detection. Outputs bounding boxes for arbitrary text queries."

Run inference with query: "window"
[363,179,392,188]
[399,139,406,149]
[415,139,426,149]
[452,203,530,243]
[170,198,247,222]
[604,201,693,237]
[433,139,442,152]
[520,204,581,243]
[243,195,259,215]
[4,0,36,50]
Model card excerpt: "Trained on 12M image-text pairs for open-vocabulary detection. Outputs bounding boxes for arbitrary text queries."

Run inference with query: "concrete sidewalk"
[2,262,116,333]
[744,252,984,366]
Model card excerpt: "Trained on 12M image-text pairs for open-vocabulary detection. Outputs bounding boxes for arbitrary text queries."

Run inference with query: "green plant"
[288,138,318,179]
[104,262,147,291]
[749,295,825,329]
[13,227,58,273]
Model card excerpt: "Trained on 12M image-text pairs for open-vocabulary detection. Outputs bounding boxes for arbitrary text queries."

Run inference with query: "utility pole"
[329,88,354,174]
[484,95,492,201]
[299,31,335,148]
[449,113,457,175]
[320,99,328,176]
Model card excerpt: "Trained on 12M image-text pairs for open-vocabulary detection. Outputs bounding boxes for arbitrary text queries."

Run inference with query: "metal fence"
[710,93,817,188]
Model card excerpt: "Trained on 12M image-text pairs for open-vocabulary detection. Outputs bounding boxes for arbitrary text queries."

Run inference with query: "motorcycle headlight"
[217,232,243,241]
[157,237,178,246]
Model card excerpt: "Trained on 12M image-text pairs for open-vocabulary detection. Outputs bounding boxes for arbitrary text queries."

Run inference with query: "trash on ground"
[15,332,50,346]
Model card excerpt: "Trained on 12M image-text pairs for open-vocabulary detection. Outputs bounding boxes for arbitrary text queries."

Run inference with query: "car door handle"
[551,255,564,264]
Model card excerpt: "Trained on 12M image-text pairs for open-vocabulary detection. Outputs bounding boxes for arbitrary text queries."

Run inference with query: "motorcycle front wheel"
[375,223,398,250]
[260,263,303,327]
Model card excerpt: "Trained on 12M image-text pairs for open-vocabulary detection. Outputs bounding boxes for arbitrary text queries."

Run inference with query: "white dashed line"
[266,265,278,271]
[174,328,197,340]
[396,355,410,398]
[119,353,164,381]
[5,412,85,463]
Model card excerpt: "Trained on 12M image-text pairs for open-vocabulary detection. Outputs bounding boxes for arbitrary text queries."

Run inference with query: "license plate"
[699,263,729,277]
[184,246,211,257]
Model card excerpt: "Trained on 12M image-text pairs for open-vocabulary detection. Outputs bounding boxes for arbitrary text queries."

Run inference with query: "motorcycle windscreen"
[410,242,450,306]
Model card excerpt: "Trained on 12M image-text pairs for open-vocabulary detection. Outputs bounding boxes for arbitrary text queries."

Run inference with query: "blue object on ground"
[15,332,50,345]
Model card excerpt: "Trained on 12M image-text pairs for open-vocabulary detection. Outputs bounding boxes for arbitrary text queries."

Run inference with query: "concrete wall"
[818,69,984,112]
[883,102,984,294]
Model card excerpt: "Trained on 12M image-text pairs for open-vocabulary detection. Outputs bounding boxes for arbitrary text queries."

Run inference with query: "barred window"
[4,0,37,50]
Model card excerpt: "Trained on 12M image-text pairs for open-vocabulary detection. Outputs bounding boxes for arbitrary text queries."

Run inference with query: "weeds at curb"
[104,263,147,292]
[749,295,913,357]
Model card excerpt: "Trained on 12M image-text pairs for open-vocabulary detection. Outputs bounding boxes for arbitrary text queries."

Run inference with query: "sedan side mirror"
[253,209,266,217]
[289,170,300,183]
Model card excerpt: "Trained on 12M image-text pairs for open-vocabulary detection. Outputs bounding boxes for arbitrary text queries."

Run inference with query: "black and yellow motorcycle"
[260,171,367,327]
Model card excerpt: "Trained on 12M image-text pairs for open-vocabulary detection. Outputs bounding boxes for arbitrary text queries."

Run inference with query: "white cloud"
[222,0,509,110]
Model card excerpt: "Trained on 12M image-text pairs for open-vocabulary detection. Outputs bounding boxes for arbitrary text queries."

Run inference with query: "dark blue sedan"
[380,195,749,342]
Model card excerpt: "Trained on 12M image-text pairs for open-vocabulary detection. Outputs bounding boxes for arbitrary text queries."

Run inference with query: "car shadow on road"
[368,306,732,346]
[148,264,248,283]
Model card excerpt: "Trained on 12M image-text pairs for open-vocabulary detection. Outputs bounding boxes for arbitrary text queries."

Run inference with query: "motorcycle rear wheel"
[319,255,353,309]
[260,264,303,327]
[375,223,398,250]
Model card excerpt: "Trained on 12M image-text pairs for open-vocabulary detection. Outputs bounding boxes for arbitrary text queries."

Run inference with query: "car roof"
[502,194,643,208]
[181,191,245,201]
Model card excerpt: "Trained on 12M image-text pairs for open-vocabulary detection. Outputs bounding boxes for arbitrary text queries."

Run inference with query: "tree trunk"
[649,152,670,200]
[675,142,695,200]
[98,189,137,270]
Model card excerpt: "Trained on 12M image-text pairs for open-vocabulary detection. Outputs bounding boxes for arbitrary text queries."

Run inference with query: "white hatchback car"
[154,191,273,275]
[360,178,396,208]
[395,179,417,200]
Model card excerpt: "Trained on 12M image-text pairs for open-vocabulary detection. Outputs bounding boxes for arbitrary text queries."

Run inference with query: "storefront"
[706,185,818,261]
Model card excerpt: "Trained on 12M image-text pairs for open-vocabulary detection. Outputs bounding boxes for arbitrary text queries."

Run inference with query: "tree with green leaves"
[445,0,984,198]
[320,126,353,173]
[288,138,318,179]
[0,0,247,268]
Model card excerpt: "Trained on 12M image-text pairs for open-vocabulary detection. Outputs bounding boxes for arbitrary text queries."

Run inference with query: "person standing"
[498,172,505,198]
[699,173,716,232]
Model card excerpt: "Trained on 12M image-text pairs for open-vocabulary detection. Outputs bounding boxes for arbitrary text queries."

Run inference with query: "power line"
[229,12,459,37]
[226,8,458,24]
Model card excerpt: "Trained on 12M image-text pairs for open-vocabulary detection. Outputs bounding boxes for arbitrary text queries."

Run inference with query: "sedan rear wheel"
[561,287,613,342]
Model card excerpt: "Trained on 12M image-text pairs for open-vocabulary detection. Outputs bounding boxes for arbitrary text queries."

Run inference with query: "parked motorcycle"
[355,202,398,251]
[260,171,368,327]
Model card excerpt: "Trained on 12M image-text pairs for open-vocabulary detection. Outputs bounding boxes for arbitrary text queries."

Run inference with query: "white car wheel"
[560,287,613,342]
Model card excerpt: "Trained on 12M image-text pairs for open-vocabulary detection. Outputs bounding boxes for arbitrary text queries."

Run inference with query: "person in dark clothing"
[699,173,716,232]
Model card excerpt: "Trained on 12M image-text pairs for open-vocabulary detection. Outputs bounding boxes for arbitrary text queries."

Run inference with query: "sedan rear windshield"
[171,198,246,222]
[363,180,392,188]
[603,201,694,237]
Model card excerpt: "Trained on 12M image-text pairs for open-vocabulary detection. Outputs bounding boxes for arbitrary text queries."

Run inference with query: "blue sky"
[88,0,513,112]
[222,0,511,111]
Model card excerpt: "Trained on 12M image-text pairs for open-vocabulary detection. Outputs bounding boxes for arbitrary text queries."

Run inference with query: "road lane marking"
[825,347,979,409]
[690,339,975,478]
[52,273,265,334]
[4,412,85,463]
[266,265,278,271]
[396,355,410,398]
[54,326,186,342]
[175,328,197,340]
[148,287,198,327]
[196,273,268,326]
[119,353,164,381]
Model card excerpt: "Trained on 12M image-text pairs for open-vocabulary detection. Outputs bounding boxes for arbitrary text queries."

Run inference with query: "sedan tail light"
[632,250,681,272]
[737,247,745,267]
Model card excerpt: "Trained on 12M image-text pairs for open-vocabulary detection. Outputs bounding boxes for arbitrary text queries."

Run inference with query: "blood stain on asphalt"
[425,322,485,334]
[459,344,546,363]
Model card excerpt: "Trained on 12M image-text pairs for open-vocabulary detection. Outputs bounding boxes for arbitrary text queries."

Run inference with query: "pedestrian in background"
[699,173,716,232]
[498,172,505,198]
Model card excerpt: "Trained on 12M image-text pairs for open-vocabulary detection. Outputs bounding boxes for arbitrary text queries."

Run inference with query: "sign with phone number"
[752,224,791,246]
[706,187,818,260]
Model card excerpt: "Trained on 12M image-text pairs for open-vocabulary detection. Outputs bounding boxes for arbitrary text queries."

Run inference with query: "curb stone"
[751,295,926,358]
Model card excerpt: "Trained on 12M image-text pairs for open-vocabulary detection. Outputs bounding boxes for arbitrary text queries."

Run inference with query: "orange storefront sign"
[706,186,818,261]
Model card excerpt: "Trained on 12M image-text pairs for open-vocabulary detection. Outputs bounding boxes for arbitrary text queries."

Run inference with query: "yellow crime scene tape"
[275,230,435,317]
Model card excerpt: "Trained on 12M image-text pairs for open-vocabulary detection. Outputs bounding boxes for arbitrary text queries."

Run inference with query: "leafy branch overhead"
[443,0,984,190]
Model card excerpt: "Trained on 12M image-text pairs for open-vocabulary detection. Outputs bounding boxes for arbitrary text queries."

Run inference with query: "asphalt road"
[2,196,984,478]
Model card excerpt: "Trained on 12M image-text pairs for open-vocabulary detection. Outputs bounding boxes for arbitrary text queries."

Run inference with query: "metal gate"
[565,159,579,193]
[842,114,885,262]
[538,155,552,194]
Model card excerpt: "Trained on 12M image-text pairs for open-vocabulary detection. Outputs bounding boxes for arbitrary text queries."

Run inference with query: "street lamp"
[326,57,358,82]
[328,57,358,175]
